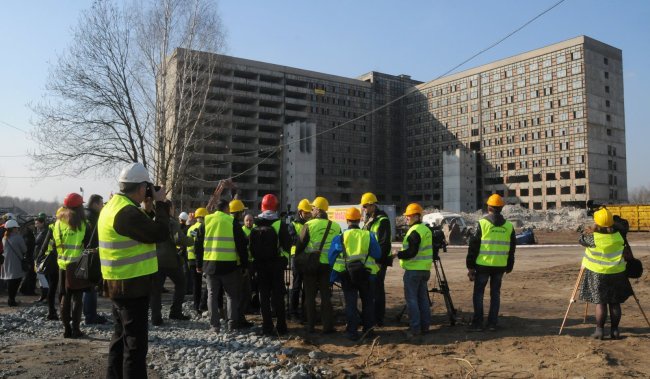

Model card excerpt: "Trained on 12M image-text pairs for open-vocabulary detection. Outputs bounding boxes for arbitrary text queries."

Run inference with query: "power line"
[0,120,29,134]
[215,0,568,181]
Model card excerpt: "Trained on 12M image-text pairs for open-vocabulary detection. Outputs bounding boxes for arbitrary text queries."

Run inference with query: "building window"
[606,114,611,122]
[604,57,609,65]
[606,100,610,107]
[607,128,612,136]
[604,71,609,79]
[605,86,610,93]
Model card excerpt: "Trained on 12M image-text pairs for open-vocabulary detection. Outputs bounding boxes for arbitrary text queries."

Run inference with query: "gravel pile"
[461,205,591,231]
[0,302,327,379]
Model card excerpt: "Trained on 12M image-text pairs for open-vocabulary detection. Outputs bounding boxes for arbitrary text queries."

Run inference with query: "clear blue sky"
[0,0,648,202]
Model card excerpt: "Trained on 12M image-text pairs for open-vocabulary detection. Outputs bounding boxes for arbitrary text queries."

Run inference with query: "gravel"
[0,301,327,378]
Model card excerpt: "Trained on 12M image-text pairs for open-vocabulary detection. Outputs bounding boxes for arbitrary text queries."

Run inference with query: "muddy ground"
[2,232,650,378]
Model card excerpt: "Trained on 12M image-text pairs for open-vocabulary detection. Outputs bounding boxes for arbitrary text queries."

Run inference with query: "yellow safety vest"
[204,211,237,262]
[476,218,513,267]
[333,229,379,275]
[242,225,253,262]
[98,194,158,280]
[272,220,290,260]
[582,232,626,274]
[290,221,305,256]
[400,223,433,271]
[305,218,342,264]
[53,220,86,269]
[186,222,202,261]
[45,224,56,256]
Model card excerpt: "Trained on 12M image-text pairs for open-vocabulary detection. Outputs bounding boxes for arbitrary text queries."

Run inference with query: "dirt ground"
[2,233,650,378]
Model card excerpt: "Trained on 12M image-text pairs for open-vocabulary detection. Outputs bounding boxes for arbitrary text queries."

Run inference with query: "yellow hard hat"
[229,199,247,213]
[486,194,505,207]
[360,192,378,206]
[594,208,614,227]
[403,203,423,216]
[345,207,361,221]
[311,196,329,212]
[195,207,209,218]
[297,199,312,213]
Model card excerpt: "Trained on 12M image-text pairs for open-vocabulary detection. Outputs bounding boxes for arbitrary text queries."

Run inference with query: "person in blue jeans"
[329,207,382,341]
[466,194,516,332]
[393,203,434,338]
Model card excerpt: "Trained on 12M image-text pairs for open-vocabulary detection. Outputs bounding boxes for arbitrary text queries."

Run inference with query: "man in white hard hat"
[98,162,170,378]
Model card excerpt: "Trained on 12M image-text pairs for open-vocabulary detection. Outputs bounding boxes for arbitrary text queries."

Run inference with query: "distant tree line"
[628,186,650,204]
[0,196,59,216]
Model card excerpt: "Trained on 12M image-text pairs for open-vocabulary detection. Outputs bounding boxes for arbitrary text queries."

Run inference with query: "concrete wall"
[282,121,317,212]
[443,149,477,212]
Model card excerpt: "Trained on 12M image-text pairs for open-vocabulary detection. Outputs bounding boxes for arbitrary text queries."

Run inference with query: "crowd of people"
[0,161,637,378]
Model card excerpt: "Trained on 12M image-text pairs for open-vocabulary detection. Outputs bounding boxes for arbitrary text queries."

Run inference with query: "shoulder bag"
[295,221,331,275]
[73,223,102,283]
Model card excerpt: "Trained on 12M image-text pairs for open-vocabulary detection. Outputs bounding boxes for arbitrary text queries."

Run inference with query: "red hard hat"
[261,194,279,212]
[64,193,84,208]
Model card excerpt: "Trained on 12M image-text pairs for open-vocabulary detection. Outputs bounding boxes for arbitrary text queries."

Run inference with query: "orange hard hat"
[345,207,361,221]
[403,203,423,216]
[486,194,505,207]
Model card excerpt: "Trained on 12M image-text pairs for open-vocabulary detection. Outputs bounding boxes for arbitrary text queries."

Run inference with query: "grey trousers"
[206,270,242,329]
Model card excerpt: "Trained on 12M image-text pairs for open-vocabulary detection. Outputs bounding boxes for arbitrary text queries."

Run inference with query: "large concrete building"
[167,36,626,211]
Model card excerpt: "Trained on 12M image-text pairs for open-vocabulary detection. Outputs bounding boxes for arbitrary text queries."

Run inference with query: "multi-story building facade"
[405,35,626,210]
[167,35,626,211]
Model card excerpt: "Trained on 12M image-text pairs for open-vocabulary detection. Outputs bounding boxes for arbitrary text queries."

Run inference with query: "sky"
[0,0,648,203]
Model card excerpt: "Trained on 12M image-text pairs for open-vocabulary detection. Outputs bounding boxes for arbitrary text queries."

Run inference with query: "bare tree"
[31,0,225,195]
[628,185,650,204]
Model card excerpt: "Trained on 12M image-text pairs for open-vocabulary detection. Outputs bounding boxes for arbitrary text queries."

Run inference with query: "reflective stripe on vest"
[98,194,157,280]
[54,220,86,269]
[333,229,379,275]
[582,232,626,274]
[186,222,202,260]
[476,218,513,267]
[290,221,304,256]
[204,211,237,262]
[399,223,433,271]
[305,218,342,264]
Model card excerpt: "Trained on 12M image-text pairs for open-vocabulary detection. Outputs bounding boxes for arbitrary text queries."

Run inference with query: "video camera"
[145,184,161,198]
[429,224,447,259]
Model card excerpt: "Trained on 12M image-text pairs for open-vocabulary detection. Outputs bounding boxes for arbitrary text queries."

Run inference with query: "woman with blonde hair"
[54,193,92,338]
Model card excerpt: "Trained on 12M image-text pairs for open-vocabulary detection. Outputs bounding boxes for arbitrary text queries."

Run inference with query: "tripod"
[395,253,457,326]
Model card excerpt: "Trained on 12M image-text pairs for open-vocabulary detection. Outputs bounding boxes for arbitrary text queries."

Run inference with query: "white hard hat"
[3,213,15,220]
[4,219,19,228]
[118,162,151,183]
[178,212,189,221]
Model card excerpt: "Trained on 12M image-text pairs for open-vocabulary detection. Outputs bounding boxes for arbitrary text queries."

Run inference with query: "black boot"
[71,296,84,338]
[35,288,48,303]
[611,328,620,340]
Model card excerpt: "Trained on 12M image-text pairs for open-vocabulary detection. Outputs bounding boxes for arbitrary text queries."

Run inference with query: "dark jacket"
[34,225,49,260]
[104,196,170,299]
[288,216,308,248]
[85,208,100,249]
[466,212,516,273]
[251,213,292,268]
[194,216,248,275]
[156,218,193,269]
[396,221,424,260]
[363,209,392,265]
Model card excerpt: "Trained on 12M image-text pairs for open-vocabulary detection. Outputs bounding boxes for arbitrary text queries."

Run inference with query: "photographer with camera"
[98,162,169,379]
[466,194,516,332]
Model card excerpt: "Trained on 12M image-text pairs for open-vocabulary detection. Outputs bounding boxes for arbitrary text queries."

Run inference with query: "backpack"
[250,225,279,262]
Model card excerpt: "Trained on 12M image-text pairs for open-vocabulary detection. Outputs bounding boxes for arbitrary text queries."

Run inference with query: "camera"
[145,184,161,198]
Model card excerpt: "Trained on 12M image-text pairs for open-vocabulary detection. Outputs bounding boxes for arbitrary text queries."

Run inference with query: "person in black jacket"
[466,194,516,332]
[249,194,292,335]
[193,199,249,332]
[19,220,37,296]
[83,194,108,324]
[33,214,50,303]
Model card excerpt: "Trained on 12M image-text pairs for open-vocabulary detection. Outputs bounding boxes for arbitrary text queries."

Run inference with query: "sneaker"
[467,324,484,332]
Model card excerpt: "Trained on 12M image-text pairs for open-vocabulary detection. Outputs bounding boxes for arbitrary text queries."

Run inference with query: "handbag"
[5,238,30,272]
[623,244,643,279]
[73,224,102,283]
[295,221,332,275]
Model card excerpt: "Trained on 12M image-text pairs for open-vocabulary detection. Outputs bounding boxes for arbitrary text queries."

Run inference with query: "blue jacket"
[328,225,382,283]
